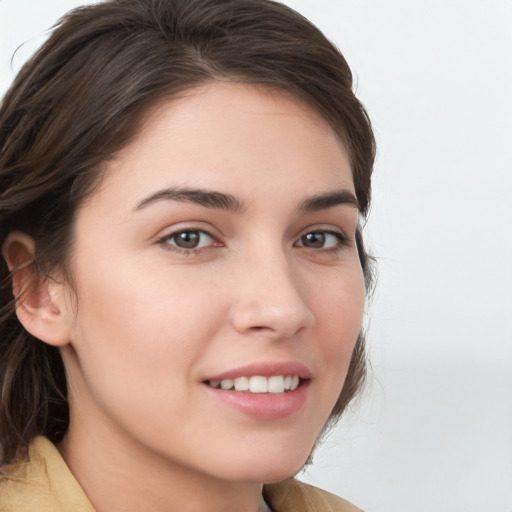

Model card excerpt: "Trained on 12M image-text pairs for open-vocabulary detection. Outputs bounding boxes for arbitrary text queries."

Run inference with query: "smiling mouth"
[205,375,301,394]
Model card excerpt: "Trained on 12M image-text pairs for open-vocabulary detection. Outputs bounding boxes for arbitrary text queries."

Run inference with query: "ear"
[2,231,71,347]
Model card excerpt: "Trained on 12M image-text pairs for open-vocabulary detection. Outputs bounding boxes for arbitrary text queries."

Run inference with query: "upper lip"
[203,361,312,382]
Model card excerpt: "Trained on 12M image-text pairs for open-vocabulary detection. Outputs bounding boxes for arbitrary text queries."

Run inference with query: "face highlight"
[58,83,365,486]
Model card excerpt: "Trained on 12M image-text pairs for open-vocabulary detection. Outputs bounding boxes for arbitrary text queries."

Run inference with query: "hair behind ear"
[0,233,69,465]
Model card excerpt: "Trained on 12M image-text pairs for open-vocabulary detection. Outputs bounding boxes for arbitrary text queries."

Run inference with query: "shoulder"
[0,437,94,512]
[264,478,364,512]
[0,437,57,512]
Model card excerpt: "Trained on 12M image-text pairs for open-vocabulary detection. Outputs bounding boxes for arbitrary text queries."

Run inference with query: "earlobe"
[2,231,71,347]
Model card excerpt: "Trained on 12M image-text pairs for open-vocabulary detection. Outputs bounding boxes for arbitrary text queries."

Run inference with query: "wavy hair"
[0,0,375,465]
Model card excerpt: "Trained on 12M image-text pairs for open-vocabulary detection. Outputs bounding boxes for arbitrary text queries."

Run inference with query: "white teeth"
[209,375,301,394]
[268,375,285,393]
[220,379,234,390]
[234,376,249,391]
[249,376,268,393]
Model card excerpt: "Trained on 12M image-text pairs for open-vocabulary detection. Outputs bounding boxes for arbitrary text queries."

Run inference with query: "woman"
[0,0,375,510]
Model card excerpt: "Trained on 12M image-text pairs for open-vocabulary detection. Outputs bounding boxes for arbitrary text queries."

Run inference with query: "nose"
[229,248,315,340]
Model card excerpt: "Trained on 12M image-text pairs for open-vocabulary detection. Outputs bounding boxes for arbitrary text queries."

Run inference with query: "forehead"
[89,82,354,211]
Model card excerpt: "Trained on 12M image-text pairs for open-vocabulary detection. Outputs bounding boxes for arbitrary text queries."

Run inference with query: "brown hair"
[0,0,375,465]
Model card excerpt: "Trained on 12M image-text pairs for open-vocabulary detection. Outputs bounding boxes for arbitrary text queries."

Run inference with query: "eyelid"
[155,224,223,254]
[296,224,349,239]
[294,226,351,250]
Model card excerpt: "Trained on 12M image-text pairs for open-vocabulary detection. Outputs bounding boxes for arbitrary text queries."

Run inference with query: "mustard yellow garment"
[0,437,363,512]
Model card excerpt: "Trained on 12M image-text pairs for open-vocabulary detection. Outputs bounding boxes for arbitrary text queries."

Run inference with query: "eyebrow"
[134,186,359,213]
[134,187,246,212]
[299,190,359,212]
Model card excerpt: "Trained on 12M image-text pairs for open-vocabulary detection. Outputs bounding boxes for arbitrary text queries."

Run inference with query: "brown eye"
[166,230,214,250]
[300,232,326,248]
[295,230,346,250]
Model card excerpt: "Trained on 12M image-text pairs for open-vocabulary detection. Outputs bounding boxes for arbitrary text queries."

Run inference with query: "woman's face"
[59,82,365,483]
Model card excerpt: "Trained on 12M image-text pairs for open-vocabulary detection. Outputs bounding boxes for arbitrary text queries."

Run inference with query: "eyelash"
[157,227,349,256]
[294,230,349,253]
[157,228,220,256]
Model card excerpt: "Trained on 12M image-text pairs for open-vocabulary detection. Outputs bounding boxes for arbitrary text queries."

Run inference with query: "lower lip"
[203,381,310,420]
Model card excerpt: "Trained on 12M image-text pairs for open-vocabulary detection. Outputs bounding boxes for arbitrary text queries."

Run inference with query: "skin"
[8,83,365,512]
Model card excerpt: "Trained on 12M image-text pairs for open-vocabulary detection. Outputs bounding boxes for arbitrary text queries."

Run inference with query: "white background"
[1,1,511,511]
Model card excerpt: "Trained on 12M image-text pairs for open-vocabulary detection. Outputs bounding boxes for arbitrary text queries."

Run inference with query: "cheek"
[64,258,231,431]
[310,265,365,375]
[68,255,228,371]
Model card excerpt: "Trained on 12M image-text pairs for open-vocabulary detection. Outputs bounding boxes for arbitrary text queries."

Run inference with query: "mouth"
[205,375,301,394]
[202,364,311,419]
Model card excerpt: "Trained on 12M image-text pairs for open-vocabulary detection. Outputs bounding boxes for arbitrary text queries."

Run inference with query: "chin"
[218,444,312,484]
[233,465,305,485]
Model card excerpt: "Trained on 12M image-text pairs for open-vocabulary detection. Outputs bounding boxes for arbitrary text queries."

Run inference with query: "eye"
[295,230,346,250]
[161,229,216,251]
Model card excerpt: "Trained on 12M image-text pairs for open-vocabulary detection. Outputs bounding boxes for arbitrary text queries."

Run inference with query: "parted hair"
[0,0,375,465]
